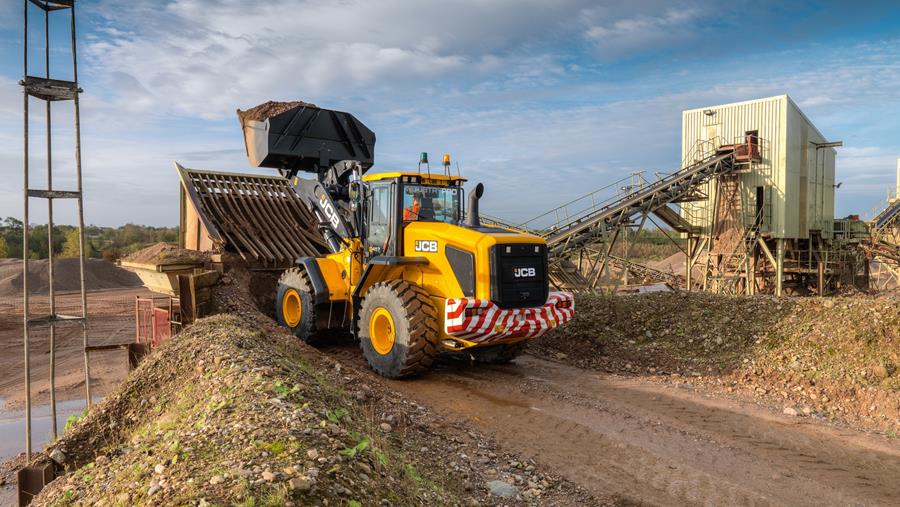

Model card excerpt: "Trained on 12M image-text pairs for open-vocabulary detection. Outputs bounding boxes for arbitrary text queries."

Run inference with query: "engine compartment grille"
[489,243,549,309]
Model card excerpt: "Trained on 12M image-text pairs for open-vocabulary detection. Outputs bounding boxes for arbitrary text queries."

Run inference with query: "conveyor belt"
[873,200,900,232]
[543,149,735,255]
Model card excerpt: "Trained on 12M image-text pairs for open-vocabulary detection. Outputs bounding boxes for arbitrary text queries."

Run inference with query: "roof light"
[419,152,429,164]
[443,153,451,167]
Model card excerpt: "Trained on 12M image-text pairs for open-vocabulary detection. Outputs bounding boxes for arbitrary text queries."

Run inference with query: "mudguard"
[294,257,330,305]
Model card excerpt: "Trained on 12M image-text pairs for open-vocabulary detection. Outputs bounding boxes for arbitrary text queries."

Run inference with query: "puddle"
[0,398,99,462]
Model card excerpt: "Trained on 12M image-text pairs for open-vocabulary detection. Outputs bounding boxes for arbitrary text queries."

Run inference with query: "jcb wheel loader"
[239,102,574,378]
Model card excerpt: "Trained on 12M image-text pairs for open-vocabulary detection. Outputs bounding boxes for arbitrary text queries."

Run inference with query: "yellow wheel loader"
[239,102,574,378]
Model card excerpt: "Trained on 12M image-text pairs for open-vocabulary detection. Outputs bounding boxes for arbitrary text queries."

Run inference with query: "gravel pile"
[0,258,141,296]
[121,242,205,266]
[533,291,900,434]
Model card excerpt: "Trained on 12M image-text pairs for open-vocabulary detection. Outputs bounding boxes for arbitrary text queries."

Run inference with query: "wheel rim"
[369,307,395,355]
[282,289,302,328]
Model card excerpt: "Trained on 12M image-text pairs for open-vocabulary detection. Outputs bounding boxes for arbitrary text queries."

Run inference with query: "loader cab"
[361,172,466,258]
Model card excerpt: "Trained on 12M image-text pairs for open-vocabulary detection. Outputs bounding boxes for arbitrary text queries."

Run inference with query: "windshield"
[402,184,461,223]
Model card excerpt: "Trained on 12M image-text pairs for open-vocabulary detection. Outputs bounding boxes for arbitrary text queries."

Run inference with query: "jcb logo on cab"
[414,240,438,252]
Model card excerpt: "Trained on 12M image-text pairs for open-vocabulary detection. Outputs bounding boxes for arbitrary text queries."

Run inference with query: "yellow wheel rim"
[282,289,302,328]
[369,307,395,355]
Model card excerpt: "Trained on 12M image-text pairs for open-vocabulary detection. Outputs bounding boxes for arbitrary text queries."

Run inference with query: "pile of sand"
[0,258,141,296]
[121,242,205,266]
[236,100,317,126]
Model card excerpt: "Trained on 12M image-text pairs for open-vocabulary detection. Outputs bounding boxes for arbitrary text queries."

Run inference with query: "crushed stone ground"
[532,291,900,434]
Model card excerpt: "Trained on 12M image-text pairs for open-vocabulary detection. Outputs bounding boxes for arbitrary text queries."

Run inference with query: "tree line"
[0,217,178,261]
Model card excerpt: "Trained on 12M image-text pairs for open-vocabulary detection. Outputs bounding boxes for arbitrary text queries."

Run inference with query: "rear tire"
[468,341,528,364]
[275,267,319,343]
[358,280,439,378]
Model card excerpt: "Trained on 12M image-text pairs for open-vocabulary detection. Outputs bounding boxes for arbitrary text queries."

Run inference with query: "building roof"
[362,171,467,183]
[682,94,834,148]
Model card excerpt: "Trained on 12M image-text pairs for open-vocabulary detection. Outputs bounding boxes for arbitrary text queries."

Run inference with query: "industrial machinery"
[238,102,574,378]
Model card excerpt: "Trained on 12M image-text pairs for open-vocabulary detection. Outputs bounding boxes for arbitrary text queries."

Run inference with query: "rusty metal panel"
[152,308,171,347]
[17,463,54,506]
[176,163,328,265]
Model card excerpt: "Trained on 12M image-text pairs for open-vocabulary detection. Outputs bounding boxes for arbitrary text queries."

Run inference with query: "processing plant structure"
[517,94,890,297]
[678,95,869,296]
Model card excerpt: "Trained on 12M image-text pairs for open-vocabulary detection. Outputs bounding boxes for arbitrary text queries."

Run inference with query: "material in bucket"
[237,101,375,178]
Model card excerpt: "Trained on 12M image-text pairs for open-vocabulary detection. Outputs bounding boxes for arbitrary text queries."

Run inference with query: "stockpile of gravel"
[121,242,205,266]
[533,291,900,433]
[0,258,141,296]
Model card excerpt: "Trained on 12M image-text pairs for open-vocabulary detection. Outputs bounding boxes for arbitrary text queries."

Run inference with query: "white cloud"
[580,2,710,59]
[79,0,602,120]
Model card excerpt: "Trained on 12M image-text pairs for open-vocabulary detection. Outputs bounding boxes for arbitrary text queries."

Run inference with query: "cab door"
[365,181,397,259]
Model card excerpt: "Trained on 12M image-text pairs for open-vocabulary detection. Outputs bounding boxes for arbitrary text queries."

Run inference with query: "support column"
[775,238,785,297]
[817,260,825,296]
[685,236,694,291]
[750,247,758,295]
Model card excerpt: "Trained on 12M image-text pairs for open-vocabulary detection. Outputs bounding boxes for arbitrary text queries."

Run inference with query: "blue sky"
[1,0,899,226]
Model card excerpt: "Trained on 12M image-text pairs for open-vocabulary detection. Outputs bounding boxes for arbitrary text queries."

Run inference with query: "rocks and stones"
[49,449,67,465]
[289,476,314,491]
[487,479,518,498]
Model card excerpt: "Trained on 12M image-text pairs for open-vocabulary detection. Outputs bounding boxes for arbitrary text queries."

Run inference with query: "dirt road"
[324,344,900,506]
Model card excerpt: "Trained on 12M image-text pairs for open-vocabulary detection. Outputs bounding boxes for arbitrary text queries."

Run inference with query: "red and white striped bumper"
[444,292,575,344]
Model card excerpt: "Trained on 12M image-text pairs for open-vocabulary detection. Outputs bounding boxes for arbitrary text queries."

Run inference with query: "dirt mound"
[237,100,318,125]
[33,313,468,506]
[651,251,686,273]
[0,258,141,296]
[121,242,205,265]
[533,291,900,434]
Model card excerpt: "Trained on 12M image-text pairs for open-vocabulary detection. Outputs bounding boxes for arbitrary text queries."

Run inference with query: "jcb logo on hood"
[414,240,438,252]
[513,267,536,278]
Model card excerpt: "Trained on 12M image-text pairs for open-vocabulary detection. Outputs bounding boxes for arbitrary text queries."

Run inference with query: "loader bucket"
[238,101,375,176]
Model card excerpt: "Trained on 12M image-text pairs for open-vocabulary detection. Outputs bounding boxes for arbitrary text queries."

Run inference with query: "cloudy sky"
[1,0,899,226]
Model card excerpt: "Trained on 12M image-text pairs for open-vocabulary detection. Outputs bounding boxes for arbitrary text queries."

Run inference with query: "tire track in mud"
[323,343,900,506]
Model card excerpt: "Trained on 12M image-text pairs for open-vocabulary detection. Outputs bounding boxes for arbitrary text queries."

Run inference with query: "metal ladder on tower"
[20,0,90,462]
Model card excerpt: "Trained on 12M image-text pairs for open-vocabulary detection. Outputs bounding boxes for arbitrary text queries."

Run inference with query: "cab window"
[402,184,461,223]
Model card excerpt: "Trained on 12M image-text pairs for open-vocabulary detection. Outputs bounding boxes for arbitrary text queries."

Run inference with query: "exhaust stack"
[465,183,485,228]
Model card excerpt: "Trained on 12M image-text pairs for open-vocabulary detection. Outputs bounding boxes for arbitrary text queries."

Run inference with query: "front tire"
[275,268,318,343]
[358,280,439,378]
